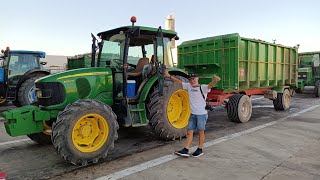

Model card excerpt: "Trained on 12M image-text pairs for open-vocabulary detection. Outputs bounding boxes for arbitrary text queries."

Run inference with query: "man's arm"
[208,75,221,89]
[164,69,182,85]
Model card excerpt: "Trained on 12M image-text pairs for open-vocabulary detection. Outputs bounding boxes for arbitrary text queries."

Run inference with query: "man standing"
[164,70,221,157]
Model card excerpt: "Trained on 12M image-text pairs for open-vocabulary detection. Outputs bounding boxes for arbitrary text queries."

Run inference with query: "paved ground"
[0,87,319,180]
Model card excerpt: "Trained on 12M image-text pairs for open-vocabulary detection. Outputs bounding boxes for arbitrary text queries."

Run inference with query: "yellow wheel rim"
[72,113,109,153]
[0,99,6,104]
[167,89,190,129]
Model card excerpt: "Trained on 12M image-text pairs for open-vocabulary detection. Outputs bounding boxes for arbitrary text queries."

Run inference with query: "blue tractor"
[0,48,50,106]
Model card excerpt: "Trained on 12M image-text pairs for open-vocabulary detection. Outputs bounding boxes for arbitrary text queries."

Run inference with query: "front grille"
[36,82,65,106]
[298,72,308,80]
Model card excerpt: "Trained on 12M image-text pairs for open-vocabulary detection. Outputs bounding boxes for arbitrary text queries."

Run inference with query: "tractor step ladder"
[128,104,147,127]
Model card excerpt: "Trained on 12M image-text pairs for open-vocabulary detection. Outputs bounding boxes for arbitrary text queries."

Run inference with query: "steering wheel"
[111,59,122,66]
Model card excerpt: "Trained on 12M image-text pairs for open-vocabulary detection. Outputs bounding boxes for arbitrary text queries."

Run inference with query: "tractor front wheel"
[52,100,118,165]
[27,132,52,145]
[18,74,46,107]
[148,76,190,140]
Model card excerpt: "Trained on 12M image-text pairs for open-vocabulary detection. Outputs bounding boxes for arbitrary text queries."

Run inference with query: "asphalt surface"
[0,87,319,180]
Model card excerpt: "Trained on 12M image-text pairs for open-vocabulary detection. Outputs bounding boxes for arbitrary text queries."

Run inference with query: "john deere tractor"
[0,49,49,106]
[2,17,190,165]
[296,51,320,97]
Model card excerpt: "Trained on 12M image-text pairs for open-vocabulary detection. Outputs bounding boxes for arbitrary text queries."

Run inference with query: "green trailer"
[178,33,298,122]
[296,51,320,97]
[67,54,92,70]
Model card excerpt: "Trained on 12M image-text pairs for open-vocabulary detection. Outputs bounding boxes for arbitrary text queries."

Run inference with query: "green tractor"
[2,17,190,165]
[296,51,320,97]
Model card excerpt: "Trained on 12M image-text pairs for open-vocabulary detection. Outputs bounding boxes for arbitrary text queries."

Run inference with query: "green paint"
[297,52,320,90]
[178,33,298,92]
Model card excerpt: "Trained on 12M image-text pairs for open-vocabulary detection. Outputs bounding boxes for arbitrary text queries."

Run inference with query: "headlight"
[36,89,42,98]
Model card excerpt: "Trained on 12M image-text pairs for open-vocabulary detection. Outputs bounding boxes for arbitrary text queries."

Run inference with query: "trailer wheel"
[18,74,46,106]
[314,81,320,97]
[52,100,118,165]
[273,89,291,110]
[147,76,190,140]
[227,94,252,123]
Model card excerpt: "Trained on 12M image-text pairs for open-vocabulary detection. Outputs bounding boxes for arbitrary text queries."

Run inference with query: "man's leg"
[185,130,194,149]
[191,114,208,157]
[198,130,205,149]
[175,114,196,157]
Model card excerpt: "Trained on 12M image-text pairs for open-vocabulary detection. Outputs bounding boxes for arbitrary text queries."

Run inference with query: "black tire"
[295,88,303,94]
[273,89,291,110]
[27,132,52,145]
[12,100,20,107]
[0,99,9,106]
[52,100,118,165]
[227,94,252,123]
[147,76,190,140]
[18,74,46,107]
[314,81,320,97]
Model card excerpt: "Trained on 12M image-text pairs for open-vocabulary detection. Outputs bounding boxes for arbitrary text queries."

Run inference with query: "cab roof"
[97,26,177,40]
[9,50,46,58]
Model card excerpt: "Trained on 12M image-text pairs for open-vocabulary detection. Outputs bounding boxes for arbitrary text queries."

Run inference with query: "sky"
[1,0,319,56]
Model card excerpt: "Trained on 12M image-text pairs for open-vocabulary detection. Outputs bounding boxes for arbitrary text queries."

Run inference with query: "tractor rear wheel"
[227,94,252,123]
[148,76,190,140]
[18,74,46,107]
[273,89,291,110]
[314,81,320,97]
[52,100,118,165]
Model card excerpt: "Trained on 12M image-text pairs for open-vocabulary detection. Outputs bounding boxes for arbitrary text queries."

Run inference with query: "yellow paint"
[72,113,109,153]
[63,80,75,83]
[57,72,109,80]
[167,89,190,129]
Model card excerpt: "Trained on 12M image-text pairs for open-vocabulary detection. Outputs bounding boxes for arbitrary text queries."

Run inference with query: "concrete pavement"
[106,106,320,180]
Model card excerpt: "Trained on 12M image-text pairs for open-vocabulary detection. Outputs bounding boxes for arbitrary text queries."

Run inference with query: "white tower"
[165,15,177,65]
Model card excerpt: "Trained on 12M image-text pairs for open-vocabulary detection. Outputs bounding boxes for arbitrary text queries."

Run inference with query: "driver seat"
[132,57,149,73]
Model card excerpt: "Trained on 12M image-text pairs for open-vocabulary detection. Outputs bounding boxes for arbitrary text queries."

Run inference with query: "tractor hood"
[35,67,114,110]
[36,67,112,83]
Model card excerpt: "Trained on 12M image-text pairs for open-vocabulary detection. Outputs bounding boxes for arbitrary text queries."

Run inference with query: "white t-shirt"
[182,82,210,115]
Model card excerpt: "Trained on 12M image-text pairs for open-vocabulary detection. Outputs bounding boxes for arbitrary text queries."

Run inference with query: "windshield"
[7,53,41,85]
[99,34,173,68]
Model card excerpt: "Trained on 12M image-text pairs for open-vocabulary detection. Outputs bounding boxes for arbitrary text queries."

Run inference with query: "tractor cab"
[3,50,46,86]
[93,17,178,102]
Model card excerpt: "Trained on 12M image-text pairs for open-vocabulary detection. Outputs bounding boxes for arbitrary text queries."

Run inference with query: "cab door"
[154,27,165,95]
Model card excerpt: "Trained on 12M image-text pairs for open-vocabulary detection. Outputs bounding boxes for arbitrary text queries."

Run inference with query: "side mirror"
[40,61,47,65]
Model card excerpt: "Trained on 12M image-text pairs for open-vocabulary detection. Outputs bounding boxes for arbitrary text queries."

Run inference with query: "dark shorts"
[187,114,208,131]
